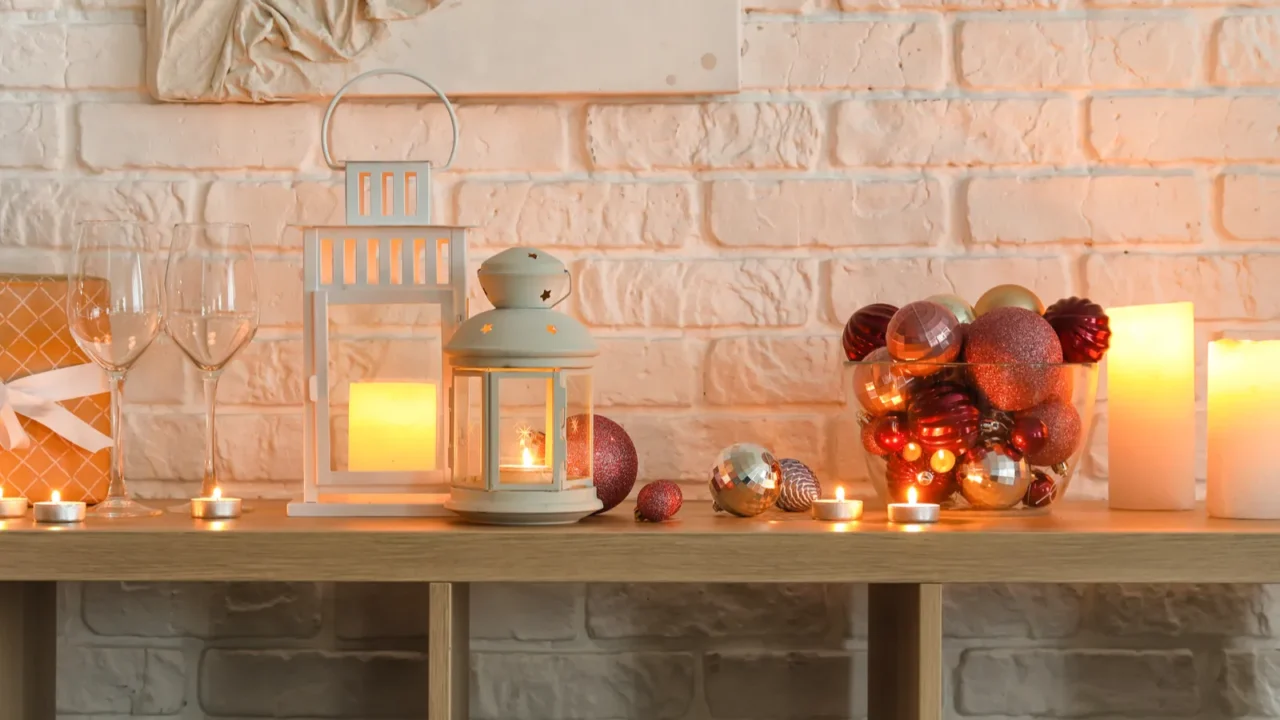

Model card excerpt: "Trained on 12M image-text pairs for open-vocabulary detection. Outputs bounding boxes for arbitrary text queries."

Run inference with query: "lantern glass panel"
[452,371,484,488]
[565,371,593,488]
[497,373,555,487]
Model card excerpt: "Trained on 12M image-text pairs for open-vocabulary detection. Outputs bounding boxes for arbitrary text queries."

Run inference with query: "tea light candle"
[887,486,939,524]
[0,487,28,519]
[34,490,85,523]
[811,486,863,521]
[191,487,242,520]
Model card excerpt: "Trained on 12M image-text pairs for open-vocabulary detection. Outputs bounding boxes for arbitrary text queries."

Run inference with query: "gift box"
[0,275,111,503]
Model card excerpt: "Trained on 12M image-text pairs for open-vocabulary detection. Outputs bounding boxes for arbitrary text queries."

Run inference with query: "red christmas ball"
[861,422,889,457]
[965,306,1064,411]
[873,413,909,453]
[1010,415,1048,456]
[1023,470,1057,508]
[1044,297,1111,363]
[886,455,957,504]
[843,303,898,361]
[567,414,638,514]
[1017,399,1082,467]
[635,480,683,522]
[907,382,981,452]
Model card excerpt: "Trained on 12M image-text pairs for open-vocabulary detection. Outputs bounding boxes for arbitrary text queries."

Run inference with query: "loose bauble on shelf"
[710,443,782,517]
[635,480,682,522]
[777,458,821,512]
[842,283,1106,514]
[567,414,638,514]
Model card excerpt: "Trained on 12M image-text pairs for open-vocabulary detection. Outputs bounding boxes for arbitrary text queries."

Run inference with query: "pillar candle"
[348,381,438,472]
[1207,338,1280,519]
[1107,302,1196,510]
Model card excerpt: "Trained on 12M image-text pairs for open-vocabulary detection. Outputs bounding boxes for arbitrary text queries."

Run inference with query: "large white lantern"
[445,248,601,525]
[289,70,467,518]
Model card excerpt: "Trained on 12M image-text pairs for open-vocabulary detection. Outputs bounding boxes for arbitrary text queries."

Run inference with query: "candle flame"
[522,446,533,467]
[907,486,918,504]
[835,486,845,502]
[51,490,60,503]
[212,487,222,500]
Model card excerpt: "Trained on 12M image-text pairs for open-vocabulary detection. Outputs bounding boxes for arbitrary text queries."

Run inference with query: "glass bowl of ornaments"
[843,290,1109,515]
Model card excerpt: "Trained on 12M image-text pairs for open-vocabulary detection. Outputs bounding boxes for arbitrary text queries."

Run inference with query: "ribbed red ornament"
[886,455,957,504]
[1044,297,1111,363]
[907,382,981,452]
[842,303,898,361]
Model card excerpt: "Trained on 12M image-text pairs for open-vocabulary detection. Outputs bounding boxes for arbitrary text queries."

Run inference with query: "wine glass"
[67,221,165,518]
[164,223,258,506]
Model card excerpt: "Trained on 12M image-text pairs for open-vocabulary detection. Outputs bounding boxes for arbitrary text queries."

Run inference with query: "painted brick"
[204,181,343,249]
[124,337,192,405]
[334,583,429,639]
[844,0,1053,8]
[1091,584,1278,636]
[704,336,843,406]
[710,178,946,248]
[329,103,565,171]
[960,18,1195,89]
[1222,173,1280,240]
[255,256,306,327]
[827,256,1072,324]
[82,582,322,638]
[123,413,203,483]
[835,98,1077,167]
[67,24,145,89]
[596,338,700,408]
[577,259,814,328]
[57,647,185,714]
[587,584,835,639]
[0,179,193,247]
[0,24,63,87]
[217,412,305,482]
[1216,650,1280,715]
[472,583,581,641]
[1090,95,1280,163]
[473,652,696,720]
[704,651,867,718]
[746,0,826,10]
[456,181,697,249]
[966,174,1202,244]
[945,584,1085,638]
[0,0,59,8]
[958,649,1200,715]
[743,20,945,90]
[1214,14,1280,85]
[79,0,140,6]
[79,103,319,170]
[217,339,305,406]
[618,414,826,480]
[0,103,62,169]
[1084,252,1280,319]
[587,102,821,170]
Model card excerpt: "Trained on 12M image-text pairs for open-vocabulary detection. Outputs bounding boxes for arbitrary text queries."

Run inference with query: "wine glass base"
[91,498,162,519]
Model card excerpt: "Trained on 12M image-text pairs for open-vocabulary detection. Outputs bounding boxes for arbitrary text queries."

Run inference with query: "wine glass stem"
[201,372,221,497]
[106,370,128,502]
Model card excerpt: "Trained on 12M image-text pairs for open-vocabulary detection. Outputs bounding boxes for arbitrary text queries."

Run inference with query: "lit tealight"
[34,490,85,523]
[0,486,28,519]
[191,486,242,520]
[887,485,940,524]
[811,485,863,522]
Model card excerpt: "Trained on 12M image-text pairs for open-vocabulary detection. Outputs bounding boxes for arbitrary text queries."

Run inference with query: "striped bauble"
[776,458,821,512]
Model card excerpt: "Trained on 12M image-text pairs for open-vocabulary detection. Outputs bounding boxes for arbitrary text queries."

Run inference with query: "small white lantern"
[445,248,602,525]
[289,70,467,518]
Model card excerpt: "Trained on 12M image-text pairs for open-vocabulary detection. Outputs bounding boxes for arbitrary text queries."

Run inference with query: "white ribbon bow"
[0,364,112,454]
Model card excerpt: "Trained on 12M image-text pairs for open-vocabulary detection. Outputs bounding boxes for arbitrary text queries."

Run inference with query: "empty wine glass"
[164,223,258,506]
[67,221,164,518]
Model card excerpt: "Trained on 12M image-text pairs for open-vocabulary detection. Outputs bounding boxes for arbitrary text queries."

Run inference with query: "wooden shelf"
[0,500,1274,583]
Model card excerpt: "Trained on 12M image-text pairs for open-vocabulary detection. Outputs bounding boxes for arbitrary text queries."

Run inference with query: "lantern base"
[445,486,603,525]
[287,493,452,517]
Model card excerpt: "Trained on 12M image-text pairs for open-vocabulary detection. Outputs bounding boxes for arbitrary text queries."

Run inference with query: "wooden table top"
[0,500,1274,583]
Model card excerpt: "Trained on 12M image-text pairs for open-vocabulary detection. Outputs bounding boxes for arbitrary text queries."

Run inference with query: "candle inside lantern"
[0,487,27,519]
[191,486,243,520]
[499,437,553,485]
[34,490,86,523]
[1107,302,1195,510]
[887,485,940,524]
[811,486,863,521]
[348,381,437,472]
[1207,338,1280,519]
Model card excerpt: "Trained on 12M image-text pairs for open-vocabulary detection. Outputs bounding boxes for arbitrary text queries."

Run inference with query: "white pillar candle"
[1107,302,1196,510]
[1207,338,1280,519]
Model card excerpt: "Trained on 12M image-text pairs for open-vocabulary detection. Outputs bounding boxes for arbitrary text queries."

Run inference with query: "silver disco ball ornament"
[710,443,782,517]
[958,444,1031,510]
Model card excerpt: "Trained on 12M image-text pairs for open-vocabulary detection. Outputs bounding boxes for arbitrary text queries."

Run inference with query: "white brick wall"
[2,0,1279,716]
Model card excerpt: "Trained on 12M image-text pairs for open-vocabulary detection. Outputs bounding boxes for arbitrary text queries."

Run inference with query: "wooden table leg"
[867,583,943,720]
[0,582,56,720]
[428,582,469,720]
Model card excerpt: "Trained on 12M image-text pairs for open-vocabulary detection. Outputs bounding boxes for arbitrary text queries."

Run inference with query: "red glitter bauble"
[886,455,957,504]
[635,480,683,522]
[1023,470,1057,508]
[1044,297,1111,364]
[567,414,638,514]
[842,303,898,361]
[885,301,963,376]
[965,307,1064,411]
[907,382,981,452]
[1017,400,1082,467]
[861,422,889,456]
[873,413,909,453]
[1009,415,1048,456]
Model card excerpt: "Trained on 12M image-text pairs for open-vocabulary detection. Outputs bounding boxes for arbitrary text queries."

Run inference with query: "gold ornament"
[930,448,956,473]
[925,293,976,325]
[974,285,1045,317]
[901,442,923,462]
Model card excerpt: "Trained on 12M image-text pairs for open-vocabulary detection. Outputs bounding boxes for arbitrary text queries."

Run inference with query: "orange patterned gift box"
[0,275,110,503]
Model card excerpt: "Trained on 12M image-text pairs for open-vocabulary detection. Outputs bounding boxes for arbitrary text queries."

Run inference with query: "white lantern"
[289,70,468,518]
[444,248,601,525]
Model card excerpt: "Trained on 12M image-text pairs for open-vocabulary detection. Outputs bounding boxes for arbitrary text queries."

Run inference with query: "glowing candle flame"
[51,490,60,504]
[835,486,845,502]
[212,487,222,500]
[522,446,533,467]
[907,486,918,505]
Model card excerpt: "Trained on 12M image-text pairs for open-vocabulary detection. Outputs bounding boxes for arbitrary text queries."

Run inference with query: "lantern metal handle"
[321,68,461,171]
[551,270,572,309]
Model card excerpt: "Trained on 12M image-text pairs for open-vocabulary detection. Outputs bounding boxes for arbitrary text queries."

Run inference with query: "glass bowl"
[846,360,1099,515]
